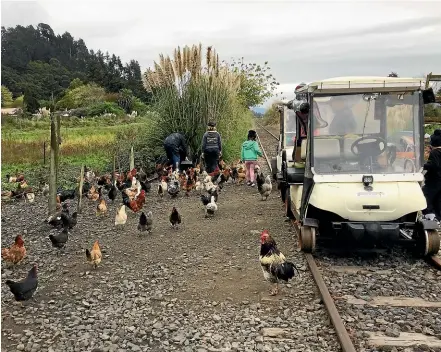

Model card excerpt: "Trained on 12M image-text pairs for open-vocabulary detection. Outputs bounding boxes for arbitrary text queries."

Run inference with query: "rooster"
[2,235,27,266]
[85,241,102,269]
[122,189,145,213]
[258,175,273,201]
[259,230,299,296]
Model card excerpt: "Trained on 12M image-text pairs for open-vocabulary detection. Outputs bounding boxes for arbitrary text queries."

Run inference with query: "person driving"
[328,98,357,135]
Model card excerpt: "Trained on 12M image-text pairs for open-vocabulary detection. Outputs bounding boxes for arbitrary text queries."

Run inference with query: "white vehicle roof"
[297,76,426,94]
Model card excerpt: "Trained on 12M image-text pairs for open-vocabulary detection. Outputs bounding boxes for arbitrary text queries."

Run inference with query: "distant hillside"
[1,23,149,102]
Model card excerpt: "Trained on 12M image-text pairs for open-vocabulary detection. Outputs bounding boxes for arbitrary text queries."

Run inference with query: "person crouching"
[163,132,188,171]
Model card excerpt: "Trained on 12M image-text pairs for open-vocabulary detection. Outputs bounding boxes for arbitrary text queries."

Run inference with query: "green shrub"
[11,95,24,108]
[55,83,106,110]
[1,85,13,107]
[86,102,125,117]
[144,44,252,162]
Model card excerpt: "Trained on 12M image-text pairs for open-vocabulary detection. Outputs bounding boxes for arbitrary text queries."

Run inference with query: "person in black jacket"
[422,129,441,221]
[201,121,222,173]
[163,132,188,170]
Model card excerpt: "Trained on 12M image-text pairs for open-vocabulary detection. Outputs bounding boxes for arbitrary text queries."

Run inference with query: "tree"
[388,72,398,77]
[23,89,40,113]
[1,85,13,107]
[225,58,279,108]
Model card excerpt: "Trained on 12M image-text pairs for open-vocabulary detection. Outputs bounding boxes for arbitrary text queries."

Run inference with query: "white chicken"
[115,205,127,226]
[258,175,273,201]
[205,195,218,218]
[157,178,168,198]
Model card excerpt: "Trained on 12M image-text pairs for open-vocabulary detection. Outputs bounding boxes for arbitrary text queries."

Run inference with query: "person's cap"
[207,121,216,127]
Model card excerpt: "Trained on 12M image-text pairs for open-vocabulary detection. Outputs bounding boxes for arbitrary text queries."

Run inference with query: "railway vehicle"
[280,76,440,256]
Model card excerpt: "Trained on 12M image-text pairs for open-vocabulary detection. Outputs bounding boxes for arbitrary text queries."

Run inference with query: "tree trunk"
[130,146,135,171]
[77,165,85,214]
[55,115,61,186]
[48,115,57,215]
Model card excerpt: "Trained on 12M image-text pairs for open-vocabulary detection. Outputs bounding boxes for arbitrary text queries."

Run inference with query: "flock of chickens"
[2,158,298,304]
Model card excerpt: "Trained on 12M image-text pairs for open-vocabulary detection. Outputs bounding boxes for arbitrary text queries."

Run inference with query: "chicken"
[46,211,76,229]
[96,198,108,216]
[2,235,27,266]
[205,196,218,218]
[85,240,102,269]
[207,187,219,202]
[138,211,153,234]
[157,177,168,198]
[169,207,181,229]
[217,168,231,190]
[237,167,247,184]
[258,175,273,201]
[5,264,38,303]
[115,205,127,226]
[49,228,69,254]
[25,191,35,203]
[183,177,194,197]
[195,179,204,193]
[259,230,299,296]
[108,181,118,203]
[42,183,49,197]
[57,189,76,202]
[167,179,180,198]
[122,189,146,213]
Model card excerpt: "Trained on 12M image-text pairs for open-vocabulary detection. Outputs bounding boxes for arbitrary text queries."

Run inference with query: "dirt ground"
[1,125,339,352]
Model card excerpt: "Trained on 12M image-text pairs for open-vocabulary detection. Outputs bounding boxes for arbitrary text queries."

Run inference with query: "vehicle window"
[284,109,296,147]
[312,92,421,175]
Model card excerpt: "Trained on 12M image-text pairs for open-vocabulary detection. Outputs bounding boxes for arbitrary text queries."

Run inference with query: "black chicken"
[200,194,210,206]
[140,180,151,193]
[57,189,76,202]
[169,207,181,229]
[108,184,118,203]
[5,264,38,302]
[49,228,69,253]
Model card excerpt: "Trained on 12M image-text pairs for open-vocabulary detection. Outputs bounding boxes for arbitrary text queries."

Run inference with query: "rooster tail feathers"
[270,261,299,281]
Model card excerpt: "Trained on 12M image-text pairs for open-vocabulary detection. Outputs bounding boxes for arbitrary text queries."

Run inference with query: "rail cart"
[281,76,440,256]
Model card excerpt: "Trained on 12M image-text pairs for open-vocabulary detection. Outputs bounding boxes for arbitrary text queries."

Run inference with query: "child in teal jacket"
[240,130,262,186]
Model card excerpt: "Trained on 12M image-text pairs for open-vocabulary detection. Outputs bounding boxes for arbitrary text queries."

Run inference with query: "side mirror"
[422,88,436,104]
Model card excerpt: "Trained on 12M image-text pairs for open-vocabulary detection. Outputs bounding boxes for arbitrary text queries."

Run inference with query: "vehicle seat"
[314,138,341,160]
[342,137,360,161]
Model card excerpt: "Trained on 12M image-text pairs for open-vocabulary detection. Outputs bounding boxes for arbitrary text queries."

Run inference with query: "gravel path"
[1,123,340,352]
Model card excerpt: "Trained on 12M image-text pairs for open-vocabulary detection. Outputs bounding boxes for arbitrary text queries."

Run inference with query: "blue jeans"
[164,145,180,170]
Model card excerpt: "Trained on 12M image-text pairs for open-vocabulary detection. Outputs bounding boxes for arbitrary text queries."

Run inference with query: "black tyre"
[285,188,294,219]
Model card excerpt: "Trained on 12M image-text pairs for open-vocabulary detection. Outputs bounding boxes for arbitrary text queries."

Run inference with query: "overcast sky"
[2,0,441,106]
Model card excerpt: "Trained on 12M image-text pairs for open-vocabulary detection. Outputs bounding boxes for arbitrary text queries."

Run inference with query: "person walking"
[163,132,188,170]
[201,121,222,173]
[240,130,262,187]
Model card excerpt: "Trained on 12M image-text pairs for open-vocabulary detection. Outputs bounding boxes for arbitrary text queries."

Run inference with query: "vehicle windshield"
[284,108,296,147]
[311,92,422,174]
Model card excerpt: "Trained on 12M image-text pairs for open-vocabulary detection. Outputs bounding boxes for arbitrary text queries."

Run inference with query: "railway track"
[255,121,441,352]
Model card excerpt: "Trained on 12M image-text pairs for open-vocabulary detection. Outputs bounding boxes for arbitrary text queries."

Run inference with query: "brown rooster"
[2,235,27,266]
[122,190,146,213]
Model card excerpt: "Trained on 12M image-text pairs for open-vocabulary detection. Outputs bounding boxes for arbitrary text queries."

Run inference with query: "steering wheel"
[350,136,387,158]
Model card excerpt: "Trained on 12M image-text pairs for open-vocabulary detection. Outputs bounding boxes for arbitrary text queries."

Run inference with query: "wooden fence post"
[48,115,57,215]
[43,141,46,165]
[77,165,84,214]
[130,146,135,171]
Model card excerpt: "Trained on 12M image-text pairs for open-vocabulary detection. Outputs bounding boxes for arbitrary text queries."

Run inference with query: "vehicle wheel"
[299,226,316,253]
[414,229,440,256]
[285,188,294,219]
[404,159,415,173]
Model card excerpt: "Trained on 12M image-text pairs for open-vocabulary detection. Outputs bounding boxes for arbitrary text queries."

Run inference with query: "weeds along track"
[255,121,441,352]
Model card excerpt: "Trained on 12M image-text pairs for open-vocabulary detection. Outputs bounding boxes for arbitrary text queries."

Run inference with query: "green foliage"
[132,97,149,115]
[23,90,40,113]
[262,101,282,126]
[86,102,125,117]
[11,95,24,108]
[425,104,441,122]
[55,83,106,109]
[1,24,150,102]
[144,44,252,162]
[226,58,279,108]
[1,85,13,107]
[117,88,135,113]
[69,78,84,90]
[425,124,441,136]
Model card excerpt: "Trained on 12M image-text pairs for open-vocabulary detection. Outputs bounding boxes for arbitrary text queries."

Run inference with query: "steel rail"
[255,121,279,141]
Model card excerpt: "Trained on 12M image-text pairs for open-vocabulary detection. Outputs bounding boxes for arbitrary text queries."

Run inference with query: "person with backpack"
[201,121,222,173]
[240,130,262,187]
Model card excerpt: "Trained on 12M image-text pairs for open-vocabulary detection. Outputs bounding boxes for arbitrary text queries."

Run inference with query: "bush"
[1,85,13,107]
[86,102,125,117]
[11,95,24,108]
[262,101,282,126]
[144,44,252,162]
[132,97,149,115]
[55,83,106,110]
